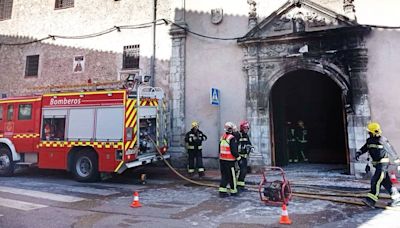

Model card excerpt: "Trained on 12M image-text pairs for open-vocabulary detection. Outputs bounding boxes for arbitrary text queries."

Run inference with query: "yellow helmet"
[367,122,382,136]
[191,121,199,128]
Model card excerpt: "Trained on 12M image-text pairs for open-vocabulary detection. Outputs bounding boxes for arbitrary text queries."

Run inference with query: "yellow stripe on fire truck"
[125,99,138,150]
[13,134,40,139]
[38,141,123,149]
[140,99,158,106]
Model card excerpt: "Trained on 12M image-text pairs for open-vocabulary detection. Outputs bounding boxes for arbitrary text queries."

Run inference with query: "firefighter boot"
[362,197,376,208]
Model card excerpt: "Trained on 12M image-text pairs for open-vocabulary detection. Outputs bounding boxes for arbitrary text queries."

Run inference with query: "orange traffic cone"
[390,171,398,184]
[279,204,292,225]
[130,191,142,208]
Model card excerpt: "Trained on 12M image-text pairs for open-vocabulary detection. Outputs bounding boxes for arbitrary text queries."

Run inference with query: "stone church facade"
[0,0,399,175]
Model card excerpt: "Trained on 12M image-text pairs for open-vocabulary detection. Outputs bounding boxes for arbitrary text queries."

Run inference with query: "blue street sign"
[210,88,220,105]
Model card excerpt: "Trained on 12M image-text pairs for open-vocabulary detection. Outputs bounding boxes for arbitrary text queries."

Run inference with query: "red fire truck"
[0,85,169,181]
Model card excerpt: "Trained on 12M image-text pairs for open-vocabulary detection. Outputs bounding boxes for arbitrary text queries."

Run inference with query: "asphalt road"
[0,166,398,228]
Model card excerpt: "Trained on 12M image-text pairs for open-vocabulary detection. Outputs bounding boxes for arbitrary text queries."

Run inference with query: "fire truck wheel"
[0,147,14,176]
[72,150,99,182]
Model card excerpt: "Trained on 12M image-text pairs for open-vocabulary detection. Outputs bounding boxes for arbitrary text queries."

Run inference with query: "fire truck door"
[13,103,36,152]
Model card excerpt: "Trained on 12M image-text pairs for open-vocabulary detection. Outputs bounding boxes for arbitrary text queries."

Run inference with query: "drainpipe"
[150,0,157,87]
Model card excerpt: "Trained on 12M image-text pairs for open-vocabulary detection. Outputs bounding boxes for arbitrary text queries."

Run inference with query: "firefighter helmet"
[191,121,199,129]
[224,122,235,133]
[240,120,250,131]
[367,122,382,136]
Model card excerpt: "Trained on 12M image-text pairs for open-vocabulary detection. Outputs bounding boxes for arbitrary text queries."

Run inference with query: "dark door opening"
[271,70,347,167]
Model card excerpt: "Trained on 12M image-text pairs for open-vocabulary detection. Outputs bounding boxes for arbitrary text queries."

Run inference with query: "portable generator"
[259,166,292,206]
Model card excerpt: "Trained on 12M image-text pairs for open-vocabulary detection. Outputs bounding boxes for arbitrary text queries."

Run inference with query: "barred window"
[25,55,40,77]
[0,0,13,20]
[55,0,74,9]
[123,45,140,69]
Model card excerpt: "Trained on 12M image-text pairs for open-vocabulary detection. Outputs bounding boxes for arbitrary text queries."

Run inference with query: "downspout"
[150,0,157,86]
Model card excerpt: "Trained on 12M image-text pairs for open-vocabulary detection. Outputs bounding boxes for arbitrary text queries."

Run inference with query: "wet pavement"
[0,164,399,227]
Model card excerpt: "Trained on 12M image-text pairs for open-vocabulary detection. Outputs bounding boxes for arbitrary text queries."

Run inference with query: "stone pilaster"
[168,22,187,164]
[343,0,356,21]
[247,0,258,29]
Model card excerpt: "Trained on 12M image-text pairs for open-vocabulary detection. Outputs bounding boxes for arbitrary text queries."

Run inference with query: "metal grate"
[25,55,40,77]
[0,0,13,20]
[123,45,140,69]
[55,0,74,9]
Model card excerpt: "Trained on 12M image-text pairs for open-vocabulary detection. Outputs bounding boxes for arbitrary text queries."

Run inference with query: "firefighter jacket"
[185,128,207,150]
[238,131,252,157]
[287,127,296,143]
[219,133,239,161]
[295,127,308,144]
[359,135,399,164]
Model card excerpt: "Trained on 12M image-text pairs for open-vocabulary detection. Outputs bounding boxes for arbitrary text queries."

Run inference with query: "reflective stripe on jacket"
[219,133,236,161]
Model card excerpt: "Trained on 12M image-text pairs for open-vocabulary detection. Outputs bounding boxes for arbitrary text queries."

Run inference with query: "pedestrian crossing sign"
[210,88,220,105]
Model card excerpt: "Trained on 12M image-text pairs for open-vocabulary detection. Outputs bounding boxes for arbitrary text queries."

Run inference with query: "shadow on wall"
[0,34,170,97]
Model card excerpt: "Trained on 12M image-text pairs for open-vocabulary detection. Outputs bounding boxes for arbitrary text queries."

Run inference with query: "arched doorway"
[271,70,348,167]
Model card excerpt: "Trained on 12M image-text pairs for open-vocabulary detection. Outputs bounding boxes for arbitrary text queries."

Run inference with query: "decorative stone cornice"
[169,23,187,38]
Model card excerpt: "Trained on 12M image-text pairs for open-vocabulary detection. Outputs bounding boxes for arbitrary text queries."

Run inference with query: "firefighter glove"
[355,151,362,161]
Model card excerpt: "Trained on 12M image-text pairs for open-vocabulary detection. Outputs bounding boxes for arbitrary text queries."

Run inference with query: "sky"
[356,0,400,26]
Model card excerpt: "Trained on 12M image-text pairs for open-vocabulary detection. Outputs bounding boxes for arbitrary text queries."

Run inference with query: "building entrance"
[270,70,348,167]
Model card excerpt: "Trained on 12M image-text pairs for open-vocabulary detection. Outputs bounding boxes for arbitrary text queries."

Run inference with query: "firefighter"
[237,120,253,192]
[219,122,241,197]
[355,122,400,208]
[295,120,308,162]
[287,121,298,163]
[185,121,207,177]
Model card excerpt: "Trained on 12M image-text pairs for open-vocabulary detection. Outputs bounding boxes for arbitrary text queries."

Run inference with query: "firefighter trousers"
[367,163,394,202]
[187,149,204,174]
[288,141,298,161]
[237,156,247,188]
[298,142,308,161]
[219,160,237,194]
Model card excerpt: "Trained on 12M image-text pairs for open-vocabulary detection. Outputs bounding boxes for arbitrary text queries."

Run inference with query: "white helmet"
[224,122,235,133]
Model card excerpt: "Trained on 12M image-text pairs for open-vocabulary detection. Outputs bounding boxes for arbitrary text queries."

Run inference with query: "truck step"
[15,162,38,167]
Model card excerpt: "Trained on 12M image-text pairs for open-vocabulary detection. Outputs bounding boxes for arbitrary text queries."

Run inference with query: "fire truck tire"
[72,150,99,182]
[0,147,14,177]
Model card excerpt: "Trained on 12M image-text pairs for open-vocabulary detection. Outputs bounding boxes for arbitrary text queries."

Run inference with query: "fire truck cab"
[0,85,169,182]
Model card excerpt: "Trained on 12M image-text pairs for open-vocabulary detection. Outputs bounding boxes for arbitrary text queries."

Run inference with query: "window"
[7,104,13,121]
[18,104,32,120]
[0,106,3,120]
[55,0,74,9]
[123,45,140,69]
[42,117,66,141]
[0,0,13,20]
[25,55,39,77]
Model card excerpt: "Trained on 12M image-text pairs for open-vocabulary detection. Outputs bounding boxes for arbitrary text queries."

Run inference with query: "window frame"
[55,0,74,10]
[122,45,140,69]
[25,55,40,77]
[18,104,32,120]
[0,0,13,21]
[7,104,13,121]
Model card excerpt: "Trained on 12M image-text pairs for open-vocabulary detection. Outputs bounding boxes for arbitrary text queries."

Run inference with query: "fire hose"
[148,137,399,210]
